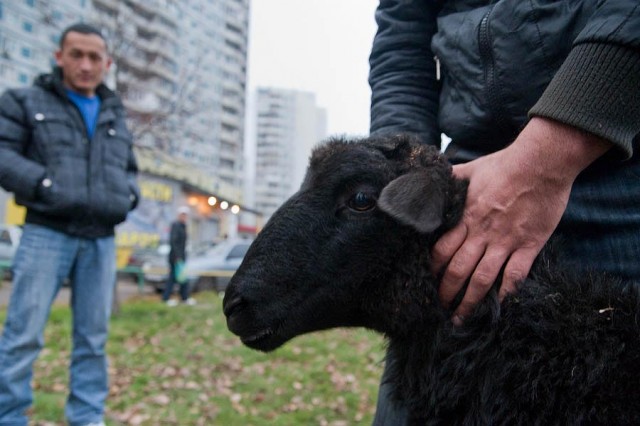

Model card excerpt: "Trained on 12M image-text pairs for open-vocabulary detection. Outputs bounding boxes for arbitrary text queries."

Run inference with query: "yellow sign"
[5,196,26,225]
[139,181,173,202]
[134,146,244,203]
[116,231,161,248]
[116,247,133,269]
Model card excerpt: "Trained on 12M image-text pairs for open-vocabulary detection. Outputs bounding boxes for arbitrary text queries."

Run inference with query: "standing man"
[162,206,195,306]
[368,1,639,424]
[0,23,139,426]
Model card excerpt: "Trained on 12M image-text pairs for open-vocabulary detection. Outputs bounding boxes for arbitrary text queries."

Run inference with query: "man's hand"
[431,117,611,326]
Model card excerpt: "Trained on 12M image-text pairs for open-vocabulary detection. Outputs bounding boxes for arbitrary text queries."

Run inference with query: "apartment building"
[252,87,328,220]
[0,0,90,93]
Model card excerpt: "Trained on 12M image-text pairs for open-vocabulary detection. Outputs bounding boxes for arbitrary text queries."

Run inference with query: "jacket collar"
[34,66,117,101]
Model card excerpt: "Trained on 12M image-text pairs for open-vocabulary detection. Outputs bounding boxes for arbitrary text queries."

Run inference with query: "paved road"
[0,276,154,307]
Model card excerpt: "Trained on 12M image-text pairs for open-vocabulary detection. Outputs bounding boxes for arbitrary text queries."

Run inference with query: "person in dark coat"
[162,206,195,306]
[0,23,139,426]
[368,1,640,424]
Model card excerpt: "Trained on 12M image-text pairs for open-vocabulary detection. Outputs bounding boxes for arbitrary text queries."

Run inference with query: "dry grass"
[1,291,386,425]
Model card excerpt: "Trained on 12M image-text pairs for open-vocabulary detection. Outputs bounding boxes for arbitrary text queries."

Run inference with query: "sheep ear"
[378,170,445,234]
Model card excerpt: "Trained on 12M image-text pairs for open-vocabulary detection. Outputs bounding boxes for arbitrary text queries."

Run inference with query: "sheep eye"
[348,191,376,212]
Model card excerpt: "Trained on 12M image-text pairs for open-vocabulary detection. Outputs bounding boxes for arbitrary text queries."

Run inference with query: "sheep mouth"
[241,327,273,345]
[240,326,289,352]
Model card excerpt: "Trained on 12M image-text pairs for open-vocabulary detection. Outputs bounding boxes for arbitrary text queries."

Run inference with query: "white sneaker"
[183,297,196,306]
[165,299,178,307]
[83,422,105,426]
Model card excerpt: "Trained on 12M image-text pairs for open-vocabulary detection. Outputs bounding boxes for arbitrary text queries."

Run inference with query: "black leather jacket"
[169,221,187,263]
[369,0,640,163]
[0,68,140,237]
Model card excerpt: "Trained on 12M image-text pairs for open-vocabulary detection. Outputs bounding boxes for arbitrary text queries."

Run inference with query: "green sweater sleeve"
[529,43,640,159]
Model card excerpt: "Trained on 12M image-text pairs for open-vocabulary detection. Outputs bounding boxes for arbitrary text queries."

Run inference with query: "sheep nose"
[223,294,244,318]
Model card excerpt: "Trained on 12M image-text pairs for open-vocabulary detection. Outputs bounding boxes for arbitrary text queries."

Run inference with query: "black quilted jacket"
[369,0,640,163]
[0,68,140,238]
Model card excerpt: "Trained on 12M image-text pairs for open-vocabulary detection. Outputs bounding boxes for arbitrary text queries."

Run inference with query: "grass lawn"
[0,291,386,425]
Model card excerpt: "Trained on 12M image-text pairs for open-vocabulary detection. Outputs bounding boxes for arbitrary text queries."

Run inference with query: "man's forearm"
[510,117,612,186]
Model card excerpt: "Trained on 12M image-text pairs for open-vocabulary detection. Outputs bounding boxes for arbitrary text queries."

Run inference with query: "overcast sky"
[247,0,379,137]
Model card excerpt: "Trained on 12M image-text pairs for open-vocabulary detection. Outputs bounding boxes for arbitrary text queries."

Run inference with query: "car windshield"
[227,244,250,259]
[205,241,251,258]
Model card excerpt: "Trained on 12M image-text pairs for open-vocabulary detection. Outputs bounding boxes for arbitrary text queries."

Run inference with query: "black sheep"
[223,135,640,425]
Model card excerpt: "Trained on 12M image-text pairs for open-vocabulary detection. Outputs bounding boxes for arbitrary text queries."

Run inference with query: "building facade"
[0,0,251,247]
[252,87,327,220]
[0,0,90,94]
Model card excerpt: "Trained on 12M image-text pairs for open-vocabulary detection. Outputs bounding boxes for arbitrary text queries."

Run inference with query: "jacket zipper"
[478,6,510,135]
[66,98,94,221]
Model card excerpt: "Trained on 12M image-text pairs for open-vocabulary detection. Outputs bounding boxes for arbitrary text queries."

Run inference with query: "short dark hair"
[59,22,108,49]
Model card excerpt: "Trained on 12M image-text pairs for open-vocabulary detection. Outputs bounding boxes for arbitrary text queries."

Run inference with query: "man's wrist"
[509,117,612,183]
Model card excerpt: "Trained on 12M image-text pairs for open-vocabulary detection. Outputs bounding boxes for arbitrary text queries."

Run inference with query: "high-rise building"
[252,87,328,220]
[93,0,249,191]
[180,0,249,188]
[0,0,90,94]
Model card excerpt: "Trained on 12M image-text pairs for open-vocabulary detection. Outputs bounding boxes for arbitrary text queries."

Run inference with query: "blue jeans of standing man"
[0,224,116,426]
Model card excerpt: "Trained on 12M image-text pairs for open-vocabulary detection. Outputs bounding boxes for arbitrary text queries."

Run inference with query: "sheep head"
[223,134,467,352]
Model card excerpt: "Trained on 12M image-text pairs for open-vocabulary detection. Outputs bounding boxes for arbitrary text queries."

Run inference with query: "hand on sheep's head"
[431,117,612,326]
[223,134,467,351]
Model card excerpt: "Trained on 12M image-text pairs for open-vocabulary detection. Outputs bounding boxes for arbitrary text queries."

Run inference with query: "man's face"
[55,31,111,96]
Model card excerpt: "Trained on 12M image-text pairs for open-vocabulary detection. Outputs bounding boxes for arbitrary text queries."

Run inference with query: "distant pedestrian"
[0,22,139,426]
[162,206,195,306]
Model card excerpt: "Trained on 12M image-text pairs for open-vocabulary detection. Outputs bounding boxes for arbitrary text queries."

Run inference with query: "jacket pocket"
[37,156,90,215]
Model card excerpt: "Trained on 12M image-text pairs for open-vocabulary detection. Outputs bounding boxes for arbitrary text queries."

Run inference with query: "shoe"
[83,422,105,426]
[183,297,196,306]
[165,299,178,307]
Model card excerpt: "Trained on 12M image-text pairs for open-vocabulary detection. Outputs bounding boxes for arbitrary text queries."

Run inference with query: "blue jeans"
[162,260,190,302]
[0,224,116,426]
[373,155,640,425]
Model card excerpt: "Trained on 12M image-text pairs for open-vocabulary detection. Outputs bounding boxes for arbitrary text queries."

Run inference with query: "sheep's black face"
[223,135,466,352]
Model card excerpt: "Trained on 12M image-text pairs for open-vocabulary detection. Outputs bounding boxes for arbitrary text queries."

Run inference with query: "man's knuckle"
[446,262,467,281]
[433,240,454,258]
[508,272,526,284]
[473,273,494,290]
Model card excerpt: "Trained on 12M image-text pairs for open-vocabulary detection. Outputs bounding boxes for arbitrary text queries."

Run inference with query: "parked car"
[126,243,171,292]
[184,238,253,293]
[0,225,22,279]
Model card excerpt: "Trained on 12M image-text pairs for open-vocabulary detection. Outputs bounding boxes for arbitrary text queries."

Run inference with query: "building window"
[23,22,33,33]
[25,0,36,7]
[21,47,31,58]
[18,73,28,84]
